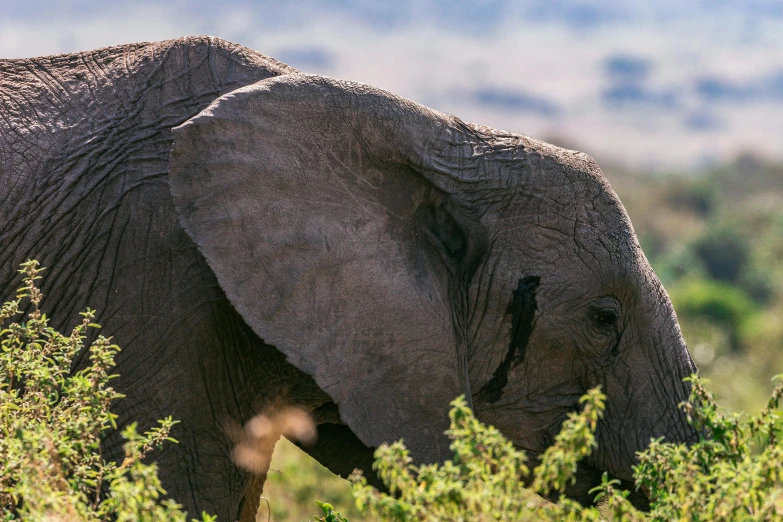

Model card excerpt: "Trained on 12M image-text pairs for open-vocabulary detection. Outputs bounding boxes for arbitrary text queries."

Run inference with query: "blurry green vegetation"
[606,154,783,413]
[261,438,372,522]
[670,278,756,353]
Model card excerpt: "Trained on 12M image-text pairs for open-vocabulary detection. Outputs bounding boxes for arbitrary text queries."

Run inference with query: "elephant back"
[0,36,293,322]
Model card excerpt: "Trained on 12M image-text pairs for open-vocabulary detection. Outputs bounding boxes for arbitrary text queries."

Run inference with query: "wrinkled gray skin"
[0,37,697,518]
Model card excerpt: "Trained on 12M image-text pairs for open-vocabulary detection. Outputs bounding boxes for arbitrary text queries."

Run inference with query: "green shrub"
[0,261,213,521]
[314,377,783,521]
[6,259,783,521]
[340,389,621,522]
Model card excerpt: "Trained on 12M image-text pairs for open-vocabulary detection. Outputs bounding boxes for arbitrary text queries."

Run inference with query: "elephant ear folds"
[168,74,476,463]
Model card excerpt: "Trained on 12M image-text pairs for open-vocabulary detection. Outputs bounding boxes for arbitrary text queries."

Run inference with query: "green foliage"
[670,277,756,353]
[693,228,750,284]
[313,501,349,522]
[631,376,783,520]
[531,388,605,495]
[0,261,213,521]
[343,390,610,521]
[348,395,540,521]
[312,376,783,521]
[263,438,371,521]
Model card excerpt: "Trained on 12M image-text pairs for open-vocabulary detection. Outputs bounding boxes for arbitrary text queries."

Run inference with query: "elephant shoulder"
[0,36,295,294]
[0,36,294,190]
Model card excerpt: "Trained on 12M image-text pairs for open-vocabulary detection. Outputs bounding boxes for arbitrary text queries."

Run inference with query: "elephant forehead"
[494,189,638,262]
[486,202,643,301]
[477,150,632,242]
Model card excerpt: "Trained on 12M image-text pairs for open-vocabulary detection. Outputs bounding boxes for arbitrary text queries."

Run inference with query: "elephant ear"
[169,74,485,462]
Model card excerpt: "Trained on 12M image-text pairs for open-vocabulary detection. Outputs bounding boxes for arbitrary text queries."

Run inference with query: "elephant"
[0,36,698,519]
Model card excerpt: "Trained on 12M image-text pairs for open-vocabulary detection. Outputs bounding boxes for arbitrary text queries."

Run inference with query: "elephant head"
[169,73,698,503]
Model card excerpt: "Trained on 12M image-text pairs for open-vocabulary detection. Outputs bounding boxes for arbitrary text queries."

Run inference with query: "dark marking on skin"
[477,275,540,403]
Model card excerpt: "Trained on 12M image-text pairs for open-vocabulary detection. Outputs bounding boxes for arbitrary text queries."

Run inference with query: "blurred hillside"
[604,154,783,413]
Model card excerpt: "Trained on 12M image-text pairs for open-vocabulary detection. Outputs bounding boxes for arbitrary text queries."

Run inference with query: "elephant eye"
[587,298,622,355]
[593,309,618,326]
[588,298,620,331]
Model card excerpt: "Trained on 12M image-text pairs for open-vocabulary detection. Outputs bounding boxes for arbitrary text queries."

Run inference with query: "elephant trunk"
[590,285,699,486]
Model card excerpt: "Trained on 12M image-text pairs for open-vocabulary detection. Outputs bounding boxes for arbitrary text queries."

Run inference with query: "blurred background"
[3,1,782,519]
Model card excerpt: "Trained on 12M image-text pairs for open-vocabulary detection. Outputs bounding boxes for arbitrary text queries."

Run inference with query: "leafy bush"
[0,261,213,521]
[5,258,783,522]
[312,377,783,521]
[346,388,608,522]
[633,377,783,520]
